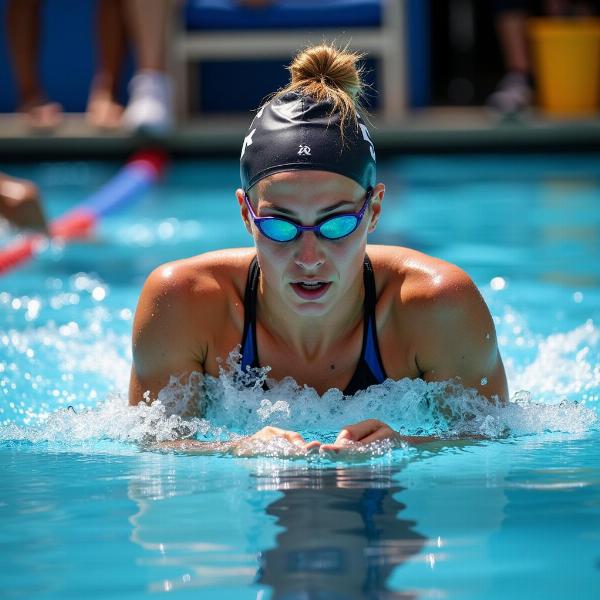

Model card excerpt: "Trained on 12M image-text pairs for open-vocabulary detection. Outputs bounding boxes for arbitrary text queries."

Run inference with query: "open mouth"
[290,281,332,300]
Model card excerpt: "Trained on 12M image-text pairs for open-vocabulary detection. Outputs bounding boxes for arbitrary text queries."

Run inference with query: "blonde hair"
[276,43,366,130]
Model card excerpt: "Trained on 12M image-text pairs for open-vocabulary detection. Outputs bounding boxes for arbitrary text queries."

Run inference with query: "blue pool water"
[1,155,599,599]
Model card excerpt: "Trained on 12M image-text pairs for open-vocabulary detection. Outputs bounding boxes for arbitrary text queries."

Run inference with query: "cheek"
[254,238,292,277]
[342,232,370,273]
[329,232,368,263]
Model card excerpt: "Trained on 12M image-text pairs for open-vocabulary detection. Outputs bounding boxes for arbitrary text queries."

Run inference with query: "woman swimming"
[129,44,508,452]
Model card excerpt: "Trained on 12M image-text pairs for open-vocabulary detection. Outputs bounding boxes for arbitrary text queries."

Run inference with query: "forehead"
[252,170,362,203]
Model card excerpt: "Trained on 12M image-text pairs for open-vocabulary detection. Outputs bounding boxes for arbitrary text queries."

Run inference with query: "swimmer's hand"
[155,427,321,457]
[320,419,399,452]
[320,419,438,453]
[154,428,320,457]
[0,173,48,232]
[240,426,321,453]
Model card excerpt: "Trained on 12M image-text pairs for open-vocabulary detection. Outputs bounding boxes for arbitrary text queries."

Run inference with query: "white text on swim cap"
[359,124,376,162]
[241,129,256,159]
[298,145,311,156]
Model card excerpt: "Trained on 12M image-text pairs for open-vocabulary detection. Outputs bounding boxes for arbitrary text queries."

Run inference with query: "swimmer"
[129,44,508,453]
[0,172,47,232]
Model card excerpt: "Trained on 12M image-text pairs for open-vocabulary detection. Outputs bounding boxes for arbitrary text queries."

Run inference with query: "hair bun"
[280,43,365,129]
[289,43,362,100]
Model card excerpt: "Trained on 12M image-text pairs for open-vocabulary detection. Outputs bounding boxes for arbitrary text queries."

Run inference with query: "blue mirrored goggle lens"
[258,214,361,242]
[259,219,298,242]
[319,215,359,239]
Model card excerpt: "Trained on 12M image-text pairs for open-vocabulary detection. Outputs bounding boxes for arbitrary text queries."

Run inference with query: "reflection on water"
[255,465,425,600]
[126,457,425,598]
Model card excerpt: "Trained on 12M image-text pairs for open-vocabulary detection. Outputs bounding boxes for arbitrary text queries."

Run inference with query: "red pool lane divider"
[0,149,167,276]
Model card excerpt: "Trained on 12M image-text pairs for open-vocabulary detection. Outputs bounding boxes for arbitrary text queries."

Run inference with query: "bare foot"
[86,89,123,130]
[19,98,63,132]
[0,173,48,232]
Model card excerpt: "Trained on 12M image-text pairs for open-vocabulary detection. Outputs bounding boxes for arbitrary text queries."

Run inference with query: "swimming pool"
[1,155,599,599]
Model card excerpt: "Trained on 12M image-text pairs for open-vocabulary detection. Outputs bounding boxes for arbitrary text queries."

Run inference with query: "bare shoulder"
[132,248,255,368]
[367,244,475,304]
[140,248,255,302]
[130,248,257,406]
[367,245,507,402]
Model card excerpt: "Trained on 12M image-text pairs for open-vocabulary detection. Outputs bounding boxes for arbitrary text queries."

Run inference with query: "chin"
[291,301,331,317]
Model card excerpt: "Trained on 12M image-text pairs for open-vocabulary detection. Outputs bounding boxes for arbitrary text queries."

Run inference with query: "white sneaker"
[487,72,532,115]
[123,70,173,134]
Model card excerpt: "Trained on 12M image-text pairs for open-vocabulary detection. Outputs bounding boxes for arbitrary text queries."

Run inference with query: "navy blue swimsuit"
[240,255,387,395]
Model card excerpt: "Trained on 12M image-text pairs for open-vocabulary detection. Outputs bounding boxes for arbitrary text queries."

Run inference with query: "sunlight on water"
[0,277,131,426]
[1,275,598,458]
[509,319,599,402]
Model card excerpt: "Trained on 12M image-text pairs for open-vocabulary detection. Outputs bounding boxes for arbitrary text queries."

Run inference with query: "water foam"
[3,346,595,458]
[508,319,600,403]
[1,278,598,456]
[201,351,597,439]
[0,277,131,427]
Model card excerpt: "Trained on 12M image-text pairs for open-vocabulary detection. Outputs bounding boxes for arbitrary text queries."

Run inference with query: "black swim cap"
[240,91,376,192]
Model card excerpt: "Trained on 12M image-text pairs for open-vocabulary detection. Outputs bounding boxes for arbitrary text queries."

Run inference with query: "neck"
[257,267,365,361]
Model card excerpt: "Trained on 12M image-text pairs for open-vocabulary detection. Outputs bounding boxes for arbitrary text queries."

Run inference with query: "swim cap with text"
[240,91,376,192]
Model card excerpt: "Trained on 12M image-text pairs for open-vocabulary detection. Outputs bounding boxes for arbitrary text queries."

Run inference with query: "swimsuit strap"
[342,255,387,395]
[361,255,387,383]
[239,254,387,393]
[240,255,260,373]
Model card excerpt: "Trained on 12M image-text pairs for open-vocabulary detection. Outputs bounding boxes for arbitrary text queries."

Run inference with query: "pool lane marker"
[0,150,167,275]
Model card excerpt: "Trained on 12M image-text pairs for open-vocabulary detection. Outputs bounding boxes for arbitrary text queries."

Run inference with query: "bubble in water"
[92,287,106,302]
[490,277,506,291]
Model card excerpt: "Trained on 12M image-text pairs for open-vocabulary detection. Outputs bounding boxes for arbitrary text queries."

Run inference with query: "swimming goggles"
[244,189,373,243]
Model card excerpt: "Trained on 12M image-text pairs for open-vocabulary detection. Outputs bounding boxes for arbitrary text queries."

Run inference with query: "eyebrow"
[260,200,356,216]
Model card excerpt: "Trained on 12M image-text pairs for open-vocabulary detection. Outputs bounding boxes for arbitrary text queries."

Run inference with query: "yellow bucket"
[528,18,600,117]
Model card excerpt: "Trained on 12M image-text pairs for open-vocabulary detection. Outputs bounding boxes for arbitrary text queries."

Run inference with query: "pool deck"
[1,107,600,159]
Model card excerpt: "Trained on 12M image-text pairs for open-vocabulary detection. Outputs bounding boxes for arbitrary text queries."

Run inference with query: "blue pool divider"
[0,150,167,275]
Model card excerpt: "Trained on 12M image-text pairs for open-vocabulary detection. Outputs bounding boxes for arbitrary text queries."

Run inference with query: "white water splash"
[1,293,598,454]
[0,394,217,447]
[508,319,600,403]
[200,352,597,439]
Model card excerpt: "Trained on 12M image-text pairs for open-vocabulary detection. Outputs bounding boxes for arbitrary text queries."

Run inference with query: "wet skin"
[129,171,508,454]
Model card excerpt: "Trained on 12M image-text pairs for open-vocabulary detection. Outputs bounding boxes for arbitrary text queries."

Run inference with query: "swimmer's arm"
[129,265,205,414]
[417,270,509,404]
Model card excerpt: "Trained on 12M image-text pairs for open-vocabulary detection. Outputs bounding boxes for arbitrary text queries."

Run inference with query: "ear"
[367,183,384,233]
[236,188,253,235]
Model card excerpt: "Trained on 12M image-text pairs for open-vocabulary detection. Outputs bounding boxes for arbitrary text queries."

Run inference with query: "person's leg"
[6,0,62,130]
[87,0,127,129]
[487,2,535,114]
[124,0,170,72]
[122,0,174,132]
[496,10,531,74]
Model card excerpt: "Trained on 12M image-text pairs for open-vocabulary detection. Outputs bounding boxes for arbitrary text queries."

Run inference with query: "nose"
[294,231,325,271]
